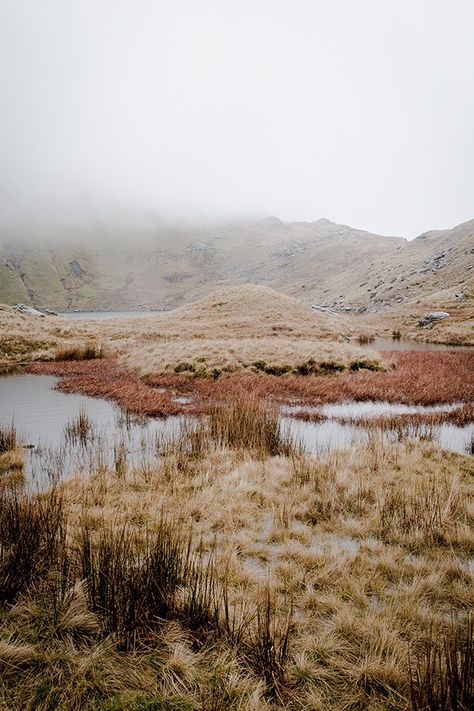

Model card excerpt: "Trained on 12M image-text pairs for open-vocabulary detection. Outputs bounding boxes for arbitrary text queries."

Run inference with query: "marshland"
[1,3,474,708]
[0,288,473,711]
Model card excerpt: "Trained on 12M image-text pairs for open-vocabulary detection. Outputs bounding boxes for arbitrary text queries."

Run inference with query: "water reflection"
[0,372,189,488]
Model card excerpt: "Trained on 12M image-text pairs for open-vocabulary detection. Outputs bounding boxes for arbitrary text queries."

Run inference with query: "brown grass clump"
[208,397,293,458]
[0,422,17,454]
[54,342,105,361]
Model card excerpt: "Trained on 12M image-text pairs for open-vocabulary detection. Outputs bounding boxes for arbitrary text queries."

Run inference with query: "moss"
[293,361,316,376]
[319,361,345,373]
[263,364,292,376]
[349,359,384,372]
[173,362,196,373]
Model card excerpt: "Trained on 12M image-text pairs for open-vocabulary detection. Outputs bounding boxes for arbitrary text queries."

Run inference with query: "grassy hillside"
[2,216,472,314]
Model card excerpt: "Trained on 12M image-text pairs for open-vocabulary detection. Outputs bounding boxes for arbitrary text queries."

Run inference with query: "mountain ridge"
[0,216,472,312]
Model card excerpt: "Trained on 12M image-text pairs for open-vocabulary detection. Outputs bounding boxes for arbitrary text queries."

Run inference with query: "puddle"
[310,534,379,556]
[282,416,473,456]
[172,395,193,405]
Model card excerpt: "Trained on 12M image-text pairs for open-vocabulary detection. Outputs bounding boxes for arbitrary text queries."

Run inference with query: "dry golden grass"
[0,286,380,374]
[31,410,468,710]
[0,405,473,709]
[0,305,100,366]
[1,285,473,709]
[120,336,378,376]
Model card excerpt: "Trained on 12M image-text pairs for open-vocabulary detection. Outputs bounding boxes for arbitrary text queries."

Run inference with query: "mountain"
[0,216,472,312]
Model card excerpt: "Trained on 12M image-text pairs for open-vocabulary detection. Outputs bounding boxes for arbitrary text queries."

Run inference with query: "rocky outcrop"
[13,304,45,317]
[418,311,450,328]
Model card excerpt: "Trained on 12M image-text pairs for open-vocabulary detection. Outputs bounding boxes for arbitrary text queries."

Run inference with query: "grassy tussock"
[0,422,17,454]
[208,397,292,458]
[55,342,105,361]
[379,475,467,551]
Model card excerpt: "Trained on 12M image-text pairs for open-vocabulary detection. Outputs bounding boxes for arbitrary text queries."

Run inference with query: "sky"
[0,0,473,239]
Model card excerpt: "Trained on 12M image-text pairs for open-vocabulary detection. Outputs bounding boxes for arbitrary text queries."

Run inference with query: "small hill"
[153,284,350,340]
[108,285,368,375]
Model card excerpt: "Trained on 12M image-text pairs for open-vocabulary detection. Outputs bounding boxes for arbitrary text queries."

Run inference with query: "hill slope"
[0,216,472,312]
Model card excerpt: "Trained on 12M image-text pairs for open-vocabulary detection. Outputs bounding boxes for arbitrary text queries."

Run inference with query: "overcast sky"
[0,0,473,239]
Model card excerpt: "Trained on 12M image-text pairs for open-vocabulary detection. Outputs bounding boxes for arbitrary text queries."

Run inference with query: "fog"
[0,0,473,241]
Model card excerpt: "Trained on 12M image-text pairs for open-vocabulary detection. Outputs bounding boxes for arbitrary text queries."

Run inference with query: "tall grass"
[379,476,464,550]
[0,421,17,454]
[245,585,293,702]
[1,413,472,710]
[208,396,292,457]
[80,520,201,649]
[0,488,67,606]
[409,615,474,711]
[54,342,104,361]
[64,406,93,444]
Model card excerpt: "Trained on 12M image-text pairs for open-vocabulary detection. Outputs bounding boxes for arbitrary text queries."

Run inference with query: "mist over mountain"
[1,215,472,312]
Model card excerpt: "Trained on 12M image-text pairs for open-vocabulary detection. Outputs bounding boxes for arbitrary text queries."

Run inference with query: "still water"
[0,373,472,488]
[0,372,185,488]
[371,337,472,352]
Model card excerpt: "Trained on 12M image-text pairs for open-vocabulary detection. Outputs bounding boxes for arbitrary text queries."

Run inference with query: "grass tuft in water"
[64,406,94,445]
[0,421,17,454]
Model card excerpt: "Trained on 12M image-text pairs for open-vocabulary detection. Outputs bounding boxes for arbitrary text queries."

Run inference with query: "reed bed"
[409,615,473,711]
[208,397,293,458]
[26,350,474,420]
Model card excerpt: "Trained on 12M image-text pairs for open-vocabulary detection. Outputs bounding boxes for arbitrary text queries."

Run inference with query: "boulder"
[418,311,449,328]
[13,304,45,317]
